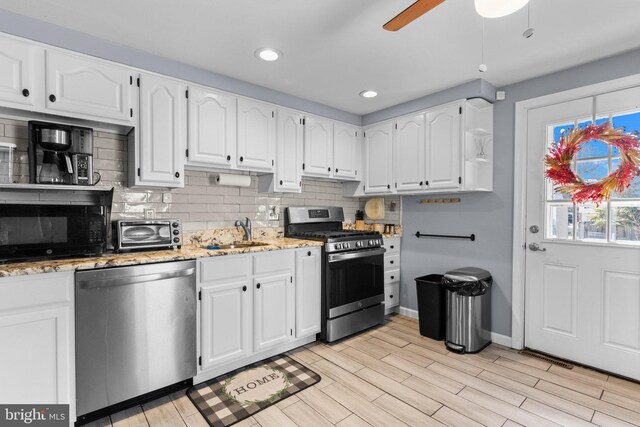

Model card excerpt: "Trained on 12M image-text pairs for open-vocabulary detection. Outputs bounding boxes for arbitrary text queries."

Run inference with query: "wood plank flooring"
[83,315,640,427]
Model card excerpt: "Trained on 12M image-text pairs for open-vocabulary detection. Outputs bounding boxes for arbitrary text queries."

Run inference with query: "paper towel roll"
[215,173,252,187]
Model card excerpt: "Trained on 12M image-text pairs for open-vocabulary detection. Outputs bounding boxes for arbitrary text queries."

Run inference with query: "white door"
[0,36,44,109]
[525,90,640,380]
[303,115,333,177]
[394,113,425,192]
[253,273,293,352]
[237,98,275,172]
[295,248,321,338]
[364,123,393,194]
[275,109,303,192]
[200,280,252,371]
[333,123,360,180]
[45,50,133,123]
[138,74,186,187]
[425,103,461,190]
[187,86,236,168]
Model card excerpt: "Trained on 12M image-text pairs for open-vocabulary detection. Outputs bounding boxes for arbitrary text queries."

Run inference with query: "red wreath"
[545,122,640,204]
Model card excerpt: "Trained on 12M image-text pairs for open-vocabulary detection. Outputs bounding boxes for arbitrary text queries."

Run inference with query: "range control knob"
[335,243,342,250]
[368,240,374,245]
[356,241,363,248]
[172,222,179,228]
[343,242,350,249]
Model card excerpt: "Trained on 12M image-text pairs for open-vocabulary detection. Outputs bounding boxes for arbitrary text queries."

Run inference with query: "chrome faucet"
[235,217,252,241]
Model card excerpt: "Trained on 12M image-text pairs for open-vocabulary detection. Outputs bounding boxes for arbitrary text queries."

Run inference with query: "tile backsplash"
[1,118,401,231]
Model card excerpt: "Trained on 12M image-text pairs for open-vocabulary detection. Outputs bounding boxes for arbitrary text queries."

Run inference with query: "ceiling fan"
[383,0,530,31]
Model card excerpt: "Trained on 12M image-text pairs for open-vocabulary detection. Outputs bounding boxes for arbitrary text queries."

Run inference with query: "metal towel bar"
[415,232,475,241]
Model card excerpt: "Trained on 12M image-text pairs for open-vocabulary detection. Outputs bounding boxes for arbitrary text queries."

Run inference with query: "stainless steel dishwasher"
[75,260,197,418]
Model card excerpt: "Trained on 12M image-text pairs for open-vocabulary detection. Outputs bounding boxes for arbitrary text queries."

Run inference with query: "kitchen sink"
[205,241,270,250]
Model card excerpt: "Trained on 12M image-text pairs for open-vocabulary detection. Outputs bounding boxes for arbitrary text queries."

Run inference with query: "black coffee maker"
[28,121,95,185]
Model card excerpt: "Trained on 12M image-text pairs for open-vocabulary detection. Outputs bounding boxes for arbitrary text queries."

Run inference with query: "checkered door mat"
[187,354,321,427]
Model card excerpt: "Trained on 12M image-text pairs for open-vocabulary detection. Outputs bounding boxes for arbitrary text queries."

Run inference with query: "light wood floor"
[84,315,640,427]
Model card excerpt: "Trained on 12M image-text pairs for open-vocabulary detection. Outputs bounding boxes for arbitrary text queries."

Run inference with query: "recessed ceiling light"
[360,90,378,98]
[255,48,281,62]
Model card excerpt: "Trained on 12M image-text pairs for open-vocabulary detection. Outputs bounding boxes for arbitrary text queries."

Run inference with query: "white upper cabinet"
[45,50,133,123]
[0,36,44,110]
[237,98,276,172]
[425,102,462,190]
[275,108,303,192]
[303,115,333,177]
[135,73,186,187]
[333,123,360,181]
[186,86,236,168]
[364,123,393,194]
[394,113,425,192]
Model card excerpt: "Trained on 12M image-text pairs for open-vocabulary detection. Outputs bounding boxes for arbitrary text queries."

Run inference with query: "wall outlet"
[496,90,506,100]
[144,208,156,219]
[268,205,280,221]
[162,193,172,204]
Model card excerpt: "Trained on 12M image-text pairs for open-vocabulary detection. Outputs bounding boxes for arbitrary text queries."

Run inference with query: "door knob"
[529,225,540,233]
[528,243,547,252]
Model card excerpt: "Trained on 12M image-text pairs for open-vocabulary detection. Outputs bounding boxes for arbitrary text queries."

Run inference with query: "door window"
[545,111,640,245]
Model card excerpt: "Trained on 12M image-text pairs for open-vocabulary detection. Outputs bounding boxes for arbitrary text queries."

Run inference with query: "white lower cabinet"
[382,237,401,314]
[197,248,319,380]
[295,248,321,338]
[0,272,75,422]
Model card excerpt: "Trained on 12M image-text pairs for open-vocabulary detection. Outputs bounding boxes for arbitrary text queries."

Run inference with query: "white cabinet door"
[333,123,360,180]
[200,280,252,371]
[45,50,133,123]
[237,98,275,172]
[187,86,236,168]
[275,109,303,192]
[303,115,333,177]
[0,36,44,110]
[253,273,293,352]
[364,123,393,194]
[295,248,321,338]
[394,113,425,192]
[137,74,186,187]
[0,273,74,418]
[425,103,462,190]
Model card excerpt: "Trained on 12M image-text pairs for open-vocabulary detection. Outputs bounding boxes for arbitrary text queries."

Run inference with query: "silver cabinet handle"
[528,243,547,252]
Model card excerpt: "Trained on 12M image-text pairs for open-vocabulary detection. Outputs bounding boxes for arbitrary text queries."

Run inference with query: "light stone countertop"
[0,237,323,278]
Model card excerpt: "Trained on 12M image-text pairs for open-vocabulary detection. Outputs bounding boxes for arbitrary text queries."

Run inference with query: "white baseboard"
[491,332,513,348]
[397,306,514,348]
[398,306,418,319]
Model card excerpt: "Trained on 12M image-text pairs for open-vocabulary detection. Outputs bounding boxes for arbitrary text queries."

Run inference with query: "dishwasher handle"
[78,267,196,289]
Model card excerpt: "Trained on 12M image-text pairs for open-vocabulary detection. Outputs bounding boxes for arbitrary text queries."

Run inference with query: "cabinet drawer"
[199,255,251,284]
[0,272,73,312]
[384,253,400,270]
[253,251,294,275]
[384,269,400,284]
[384,283,399,308]
[383,237,401,253]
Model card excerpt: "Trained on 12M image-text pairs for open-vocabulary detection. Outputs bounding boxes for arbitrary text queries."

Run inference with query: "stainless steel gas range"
[285,207,385,342]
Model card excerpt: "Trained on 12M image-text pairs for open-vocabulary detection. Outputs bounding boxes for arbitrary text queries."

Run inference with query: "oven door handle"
[327,248,386,263]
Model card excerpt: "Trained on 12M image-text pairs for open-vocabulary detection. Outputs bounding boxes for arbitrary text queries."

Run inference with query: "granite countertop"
[0,237,323,278]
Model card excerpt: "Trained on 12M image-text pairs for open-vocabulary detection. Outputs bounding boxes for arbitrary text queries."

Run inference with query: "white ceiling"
[2,0,640,115]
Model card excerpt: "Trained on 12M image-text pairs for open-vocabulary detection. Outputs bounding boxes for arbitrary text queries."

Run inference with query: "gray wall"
[399,46,640,337]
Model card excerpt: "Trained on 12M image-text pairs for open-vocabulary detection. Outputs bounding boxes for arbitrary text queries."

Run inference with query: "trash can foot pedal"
[446,340,491,354]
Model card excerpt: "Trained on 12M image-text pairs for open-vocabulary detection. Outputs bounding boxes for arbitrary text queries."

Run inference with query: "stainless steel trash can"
[443,267,492,353]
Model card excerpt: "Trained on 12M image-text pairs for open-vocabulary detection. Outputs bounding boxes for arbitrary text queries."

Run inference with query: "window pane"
[611,112,640,156]
[576,159,608,183]
[552,124,574,145]
[576,118,609,159]
[611,158,640,198]
[546,204,574,240]
[576,205,607,242]
[610,202,640,244]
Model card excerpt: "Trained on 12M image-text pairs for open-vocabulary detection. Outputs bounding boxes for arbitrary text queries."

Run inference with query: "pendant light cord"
[481,18,485,65]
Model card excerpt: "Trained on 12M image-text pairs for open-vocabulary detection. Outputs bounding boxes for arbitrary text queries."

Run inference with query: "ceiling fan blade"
[383,0,446,31]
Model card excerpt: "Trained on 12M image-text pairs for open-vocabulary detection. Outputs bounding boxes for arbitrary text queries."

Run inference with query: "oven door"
[326,247,385,318]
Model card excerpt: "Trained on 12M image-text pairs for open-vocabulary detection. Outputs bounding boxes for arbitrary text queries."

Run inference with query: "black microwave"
[0,188,113,263]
